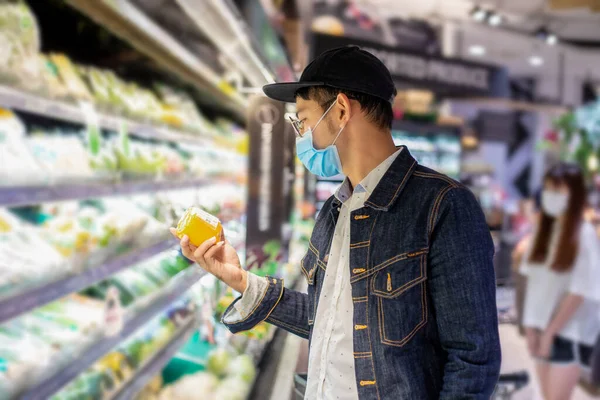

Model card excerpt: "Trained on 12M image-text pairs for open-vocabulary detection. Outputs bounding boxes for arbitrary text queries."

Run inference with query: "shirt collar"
[334,148,403,203]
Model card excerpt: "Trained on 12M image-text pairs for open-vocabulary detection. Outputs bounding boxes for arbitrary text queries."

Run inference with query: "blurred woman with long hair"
[520,163,600,400]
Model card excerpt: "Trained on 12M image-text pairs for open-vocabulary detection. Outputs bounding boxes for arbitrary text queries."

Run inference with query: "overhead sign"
[245,95,286,276]
[311,33,509,98]
[388,18,440,55]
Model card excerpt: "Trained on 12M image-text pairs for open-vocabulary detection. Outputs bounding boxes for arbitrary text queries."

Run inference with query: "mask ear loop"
[311,99,338,133]
[330,123,346,147]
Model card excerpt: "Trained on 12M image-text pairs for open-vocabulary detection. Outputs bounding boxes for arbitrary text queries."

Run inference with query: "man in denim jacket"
[172,46,501,399]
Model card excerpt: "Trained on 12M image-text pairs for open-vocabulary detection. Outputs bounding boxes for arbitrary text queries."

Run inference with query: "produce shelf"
[0,239,177,325]
[0,85,212,145]
[110,318,197,400]
[19,267,207,400]
[65,0,247,120]
[0,177,215,208]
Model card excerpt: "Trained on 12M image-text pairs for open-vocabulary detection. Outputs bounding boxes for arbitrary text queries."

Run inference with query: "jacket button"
[337,207,341,212]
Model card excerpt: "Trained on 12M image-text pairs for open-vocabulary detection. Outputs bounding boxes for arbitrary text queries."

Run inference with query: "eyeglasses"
[287,98,337,137]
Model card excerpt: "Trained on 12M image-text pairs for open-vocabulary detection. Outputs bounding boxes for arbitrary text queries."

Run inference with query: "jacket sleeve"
[221,273,311,340]
[428,186,501,399]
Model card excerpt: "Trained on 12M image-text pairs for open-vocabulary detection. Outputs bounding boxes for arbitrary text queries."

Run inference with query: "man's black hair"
[295,86,393,130]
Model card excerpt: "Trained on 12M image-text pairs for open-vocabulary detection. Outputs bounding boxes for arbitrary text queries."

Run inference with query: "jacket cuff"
[221,276,284,334]
[222,273,269,324]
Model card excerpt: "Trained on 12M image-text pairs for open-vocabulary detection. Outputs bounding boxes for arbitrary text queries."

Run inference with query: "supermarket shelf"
[0,177,215,207]
[65,0,247,120]
[111,318,197,400]
[0,239,176,325]
[0,85,212,145]
[20,267,207,400]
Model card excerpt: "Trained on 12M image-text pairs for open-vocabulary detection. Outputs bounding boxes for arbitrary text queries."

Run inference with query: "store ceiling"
[361,0,600,43]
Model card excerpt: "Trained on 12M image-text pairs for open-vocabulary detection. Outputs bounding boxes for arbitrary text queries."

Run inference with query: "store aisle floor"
[499,324,597,400]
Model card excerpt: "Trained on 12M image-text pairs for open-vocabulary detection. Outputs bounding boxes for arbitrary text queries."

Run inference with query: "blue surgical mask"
[296,100,345,177]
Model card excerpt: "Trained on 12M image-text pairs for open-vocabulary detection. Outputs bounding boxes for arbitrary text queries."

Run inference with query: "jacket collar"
[332,146,417,212]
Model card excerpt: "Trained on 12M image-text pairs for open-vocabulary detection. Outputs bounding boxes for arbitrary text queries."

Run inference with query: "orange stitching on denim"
[351,248,429,284]
[308,241,320,257]
[382,282,428,347]
[366,275,381,399]
[429,185,454,239]
[429,186,449,234]
[353,268,366,274]
[365,159,417,209]
[365,214,380,282]
[354,354,372,359]
[354,351,372,355]
[354,215,370,220]
[378,279,428,347]
[262,279,285,323]
[350,240,370,249]
[360,380,376,386]
[355,324,368,330]
[371,270,425,298]
[268,316,310,337]
[300,260,310,283]
[413,171,459,188]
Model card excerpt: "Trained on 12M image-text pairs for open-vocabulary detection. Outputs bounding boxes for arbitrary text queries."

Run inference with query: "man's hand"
[170,228,247,293]
[525,328,540,356]
[535,331,554,360]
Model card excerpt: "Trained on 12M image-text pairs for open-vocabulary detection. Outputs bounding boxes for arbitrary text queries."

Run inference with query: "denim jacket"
[223,147,501,399]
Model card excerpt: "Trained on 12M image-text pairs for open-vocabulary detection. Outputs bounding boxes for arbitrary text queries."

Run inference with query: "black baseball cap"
[263,46,397,104]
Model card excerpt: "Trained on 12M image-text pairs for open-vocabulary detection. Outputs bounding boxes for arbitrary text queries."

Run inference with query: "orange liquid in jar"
[175,207,222,247]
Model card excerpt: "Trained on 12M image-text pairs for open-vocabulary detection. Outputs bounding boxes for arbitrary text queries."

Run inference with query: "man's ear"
[335,93,353,127]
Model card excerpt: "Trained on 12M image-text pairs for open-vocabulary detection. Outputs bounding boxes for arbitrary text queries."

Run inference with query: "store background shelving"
[0,0,301,399]
[0,178,220,208]
[0,85,215,145]
[18,268,206,399]
[0,239,176,324]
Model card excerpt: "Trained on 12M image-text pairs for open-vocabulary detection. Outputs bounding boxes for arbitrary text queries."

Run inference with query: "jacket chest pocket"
[301,248,320,325]
[370,250,428,347]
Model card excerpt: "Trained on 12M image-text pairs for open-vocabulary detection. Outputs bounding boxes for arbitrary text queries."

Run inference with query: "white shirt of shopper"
[520,221,600,346]
[305,149,402,400]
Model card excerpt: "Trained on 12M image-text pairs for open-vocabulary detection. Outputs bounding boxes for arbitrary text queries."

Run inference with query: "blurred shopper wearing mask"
[521,163,600,400]
[172,46,500,399]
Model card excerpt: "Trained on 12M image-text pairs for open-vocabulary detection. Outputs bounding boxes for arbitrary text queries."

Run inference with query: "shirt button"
[337,208,341,211]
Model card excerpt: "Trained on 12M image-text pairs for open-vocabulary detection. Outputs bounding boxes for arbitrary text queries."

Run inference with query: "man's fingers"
[179,235,194,258]
[193,237,218,260]
[204,241,224,261]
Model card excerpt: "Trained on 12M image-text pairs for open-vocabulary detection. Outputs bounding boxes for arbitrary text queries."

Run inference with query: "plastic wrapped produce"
[0,0,43,91]
[0,209,66,297]
[49,53,93,101]
[0,109,47,186]
[27,134,97,184]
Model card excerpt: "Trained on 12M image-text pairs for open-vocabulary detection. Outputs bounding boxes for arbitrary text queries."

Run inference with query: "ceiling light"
[468,45,486,56]
[529,56,544,67]
[470,6,487,22]
[488,12,502,26]
[535,27,558,46]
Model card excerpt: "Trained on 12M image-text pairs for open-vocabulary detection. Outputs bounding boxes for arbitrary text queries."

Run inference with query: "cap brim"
[262,81,325,103]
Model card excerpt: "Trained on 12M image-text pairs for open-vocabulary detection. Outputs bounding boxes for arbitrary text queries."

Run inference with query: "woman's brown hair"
[528,163,587,272]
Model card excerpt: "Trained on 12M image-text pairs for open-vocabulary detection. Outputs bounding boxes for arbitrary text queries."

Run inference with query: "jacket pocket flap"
[301,249,318,285]
[371,253,426,299]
